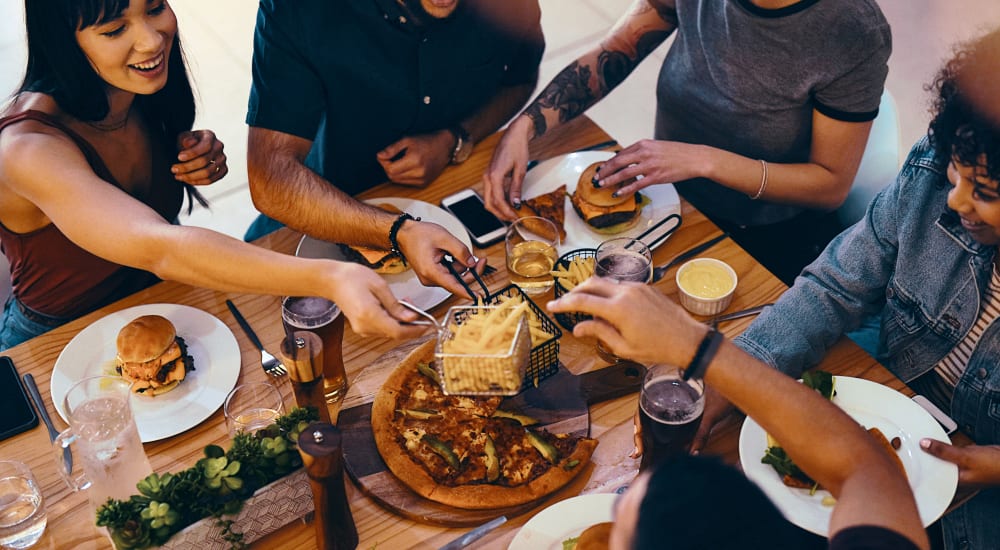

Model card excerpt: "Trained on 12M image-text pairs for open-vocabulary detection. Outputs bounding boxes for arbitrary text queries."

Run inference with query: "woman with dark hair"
[690,27,1000,549]
[548,278,927,549]
[0,0,426,350]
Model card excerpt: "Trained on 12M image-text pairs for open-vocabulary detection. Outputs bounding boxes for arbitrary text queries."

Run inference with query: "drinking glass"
[593,237,652,361]
[638,365,705,471]
[282,296,347,402]
[594,237,652,283]
[505,217,560,296]
[54,376,152,511]
[0,461,46,549]
[224,381,285,436]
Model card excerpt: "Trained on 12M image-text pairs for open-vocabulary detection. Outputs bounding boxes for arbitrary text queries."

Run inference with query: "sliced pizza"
[520,185,567,242]
[371,340,597,509]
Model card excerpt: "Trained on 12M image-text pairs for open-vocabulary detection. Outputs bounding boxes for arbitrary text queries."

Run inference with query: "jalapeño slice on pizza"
[371,340,597,510]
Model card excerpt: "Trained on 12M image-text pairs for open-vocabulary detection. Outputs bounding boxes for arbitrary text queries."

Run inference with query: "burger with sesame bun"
[115,315,195,395]
[570,162,647,234]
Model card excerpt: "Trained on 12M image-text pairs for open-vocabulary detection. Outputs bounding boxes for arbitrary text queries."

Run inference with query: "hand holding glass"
[282,296,347,402]
[593,237,652,362]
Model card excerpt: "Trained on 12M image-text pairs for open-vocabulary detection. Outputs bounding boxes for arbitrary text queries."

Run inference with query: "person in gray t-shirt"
[483,0,890,284]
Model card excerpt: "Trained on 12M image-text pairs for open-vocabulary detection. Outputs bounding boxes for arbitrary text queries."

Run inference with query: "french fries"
[551,256,595,291]
[437,292,556,395]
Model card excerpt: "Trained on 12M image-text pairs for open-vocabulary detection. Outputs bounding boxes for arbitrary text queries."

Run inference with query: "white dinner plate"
[296,197,472,312]
[50,304,241,443]
[739,376,958,536]
[520,151,682,253]
[508,493,617,550]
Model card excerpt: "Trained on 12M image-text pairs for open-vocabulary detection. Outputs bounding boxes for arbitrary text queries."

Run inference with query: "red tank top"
[0,110,183,318]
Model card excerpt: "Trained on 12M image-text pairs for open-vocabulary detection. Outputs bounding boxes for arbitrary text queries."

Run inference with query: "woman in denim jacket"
[730,29,1000,550]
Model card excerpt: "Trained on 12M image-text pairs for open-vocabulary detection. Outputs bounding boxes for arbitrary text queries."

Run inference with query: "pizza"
[371,340,597,509]
[520,185,567,242]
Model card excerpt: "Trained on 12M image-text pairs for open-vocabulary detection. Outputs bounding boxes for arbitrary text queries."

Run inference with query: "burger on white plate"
[115,315,195,396]
[570,162,648,234]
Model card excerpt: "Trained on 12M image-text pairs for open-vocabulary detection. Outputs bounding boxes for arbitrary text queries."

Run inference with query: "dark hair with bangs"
[17,0,205,210]
[927,29,1000,184]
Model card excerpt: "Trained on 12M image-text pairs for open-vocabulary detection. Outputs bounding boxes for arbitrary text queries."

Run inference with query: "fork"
[651,232,730,283]
[225,299,287,377]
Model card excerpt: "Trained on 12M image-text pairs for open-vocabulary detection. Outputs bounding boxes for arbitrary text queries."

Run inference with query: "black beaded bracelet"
[388,212,419,263]
[682,327,724,381]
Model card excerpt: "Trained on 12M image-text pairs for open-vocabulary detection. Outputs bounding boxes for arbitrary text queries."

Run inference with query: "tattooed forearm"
[524,103,547,138]
[597,50,633,93]
[537,61,597,125]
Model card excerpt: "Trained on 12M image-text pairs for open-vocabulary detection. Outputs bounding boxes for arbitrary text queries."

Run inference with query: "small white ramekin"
[676,258,738,316]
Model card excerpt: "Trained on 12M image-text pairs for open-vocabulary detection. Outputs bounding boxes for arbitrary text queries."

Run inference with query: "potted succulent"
[95,408,319,549]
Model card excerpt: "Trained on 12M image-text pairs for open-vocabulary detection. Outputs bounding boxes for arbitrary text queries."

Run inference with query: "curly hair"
[927,29,1000,183]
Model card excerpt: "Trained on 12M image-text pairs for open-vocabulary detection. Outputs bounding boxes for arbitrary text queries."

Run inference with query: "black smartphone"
[0,356,39,441]
[440,189,508,248]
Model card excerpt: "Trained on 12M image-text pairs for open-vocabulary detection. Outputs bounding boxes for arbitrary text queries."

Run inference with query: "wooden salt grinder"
[297,423,358,550]
[280,331,331,424]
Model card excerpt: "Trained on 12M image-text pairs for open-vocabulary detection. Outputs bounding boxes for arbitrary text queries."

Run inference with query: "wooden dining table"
[0,115,963,550]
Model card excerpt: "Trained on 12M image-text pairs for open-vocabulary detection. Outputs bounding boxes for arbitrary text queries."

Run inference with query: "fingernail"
[468,255,479,267]
[512,199,521,209]
[691,449,700,456]
[596,165,601,172]
[611,191,619,198]
[591,175,599,185]
[629,447,639,458]
[920,438,931,449]
[171,167,178,174]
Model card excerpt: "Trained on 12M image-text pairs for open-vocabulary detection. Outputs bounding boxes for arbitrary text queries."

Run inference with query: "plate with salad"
[738,373,958,536]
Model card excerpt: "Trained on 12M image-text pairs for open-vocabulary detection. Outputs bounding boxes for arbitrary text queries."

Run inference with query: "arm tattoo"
[596,29,670,94]
[532,61,597,136]
[524,102,547,138]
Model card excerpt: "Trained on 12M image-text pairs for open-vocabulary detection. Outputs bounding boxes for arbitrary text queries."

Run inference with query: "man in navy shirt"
[245,0,543,292]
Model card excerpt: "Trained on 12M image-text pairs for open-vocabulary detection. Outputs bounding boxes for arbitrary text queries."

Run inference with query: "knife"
[23,373,72,473]
[707,303,773,327]
[438,516,507,550]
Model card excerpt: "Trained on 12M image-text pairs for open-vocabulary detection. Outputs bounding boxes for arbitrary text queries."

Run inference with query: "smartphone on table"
[440,189,507,248]
[0,356,39,441]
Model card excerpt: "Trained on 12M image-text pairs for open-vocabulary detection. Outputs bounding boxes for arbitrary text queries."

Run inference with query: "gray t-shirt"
[654,0,891,226]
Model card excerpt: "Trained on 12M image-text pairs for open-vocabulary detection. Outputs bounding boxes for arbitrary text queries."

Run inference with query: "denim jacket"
[735,137,1000,445]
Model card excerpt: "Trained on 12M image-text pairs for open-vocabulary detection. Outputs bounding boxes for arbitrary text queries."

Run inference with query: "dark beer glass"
[638,365,705,471]
[282,296,347,402]
[594,237,652,362]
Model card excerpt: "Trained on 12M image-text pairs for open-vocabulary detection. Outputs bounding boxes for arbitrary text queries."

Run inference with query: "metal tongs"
[398,300,443,329]
[440,254,494,304]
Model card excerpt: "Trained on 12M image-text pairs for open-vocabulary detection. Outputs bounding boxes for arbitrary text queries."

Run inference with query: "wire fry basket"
[434,305,532,396]
[552,248,597,331]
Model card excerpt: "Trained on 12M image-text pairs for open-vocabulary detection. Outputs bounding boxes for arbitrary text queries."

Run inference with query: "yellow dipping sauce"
[678,262,734,299]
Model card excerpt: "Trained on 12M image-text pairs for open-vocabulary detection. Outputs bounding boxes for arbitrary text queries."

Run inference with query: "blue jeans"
[943,489,1000,550]
[0,297,70,351]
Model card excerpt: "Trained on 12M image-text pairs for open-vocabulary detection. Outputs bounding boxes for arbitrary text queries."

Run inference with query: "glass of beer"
[505,217,560,296]
[594,237,652,283]
[593,237,652,362]
[638,365,705,471]
[282,296,347,402]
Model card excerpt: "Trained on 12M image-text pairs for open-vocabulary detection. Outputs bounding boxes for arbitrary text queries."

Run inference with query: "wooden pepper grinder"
[297,423,358,550]
[280,331,331,424]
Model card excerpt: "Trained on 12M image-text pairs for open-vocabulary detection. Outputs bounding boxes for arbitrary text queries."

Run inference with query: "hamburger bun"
[577,163,632,207]
[575,522,613,550]
[115,315,194,396]
[571,163,644,234]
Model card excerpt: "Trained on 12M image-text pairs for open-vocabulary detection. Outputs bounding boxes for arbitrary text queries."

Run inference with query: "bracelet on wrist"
[682,327,724,381]
[388,212,420,264]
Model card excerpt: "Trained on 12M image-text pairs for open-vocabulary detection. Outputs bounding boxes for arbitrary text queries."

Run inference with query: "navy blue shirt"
[247,0,544,195]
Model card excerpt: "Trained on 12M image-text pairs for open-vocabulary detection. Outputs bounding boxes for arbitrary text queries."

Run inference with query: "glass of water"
[224,382,284,437]
[0,460,46,549]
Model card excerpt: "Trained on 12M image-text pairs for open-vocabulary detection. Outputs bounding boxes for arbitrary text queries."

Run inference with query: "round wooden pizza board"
[337,336,643,527]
